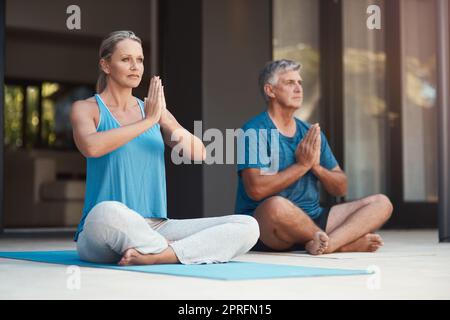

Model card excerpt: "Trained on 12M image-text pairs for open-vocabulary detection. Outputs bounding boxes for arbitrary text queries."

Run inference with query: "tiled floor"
[0,229,449,299]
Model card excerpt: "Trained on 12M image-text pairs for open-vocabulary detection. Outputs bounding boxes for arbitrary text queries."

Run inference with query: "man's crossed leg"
[254,194,393,255]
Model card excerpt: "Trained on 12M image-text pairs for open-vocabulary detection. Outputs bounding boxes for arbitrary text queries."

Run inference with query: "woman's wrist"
[158,109,176,129]
[143,116,158,128]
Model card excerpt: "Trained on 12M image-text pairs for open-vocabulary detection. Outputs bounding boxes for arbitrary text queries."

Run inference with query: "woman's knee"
[83,201,158,257]
[87,201,142,228]
[243,215,260,240]
[89,201,127,216]
[76,232,121,264]
[87,201,118,222]
[232,215,260,249]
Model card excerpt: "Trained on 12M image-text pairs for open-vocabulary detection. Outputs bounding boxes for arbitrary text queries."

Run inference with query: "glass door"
[394,0,438,227]
[342,0,438,227]
[342,0,388,201]
[273,0,321,123]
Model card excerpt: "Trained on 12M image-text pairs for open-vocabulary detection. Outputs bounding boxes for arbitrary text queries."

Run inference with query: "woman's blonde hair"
[96,30,142,93]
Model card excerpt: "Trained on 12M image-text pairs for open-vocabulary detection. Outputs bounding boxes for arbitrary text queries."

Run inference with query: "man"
[235,59,393,255]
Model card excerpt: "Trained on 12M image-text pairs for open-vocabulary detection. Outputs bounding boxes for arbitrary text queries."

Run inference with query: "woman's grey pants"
[76,201,260,264]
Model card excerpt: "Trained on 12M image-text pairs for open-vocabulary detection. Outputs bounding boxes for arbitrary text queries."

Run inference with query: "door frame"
[437,0,450,241]
[0,0,5,234]
[319,0,344,207]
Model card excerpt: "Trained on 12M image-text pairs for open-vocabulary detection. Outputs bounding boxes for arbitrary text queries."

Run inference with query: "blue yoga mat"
[0,250,372,280]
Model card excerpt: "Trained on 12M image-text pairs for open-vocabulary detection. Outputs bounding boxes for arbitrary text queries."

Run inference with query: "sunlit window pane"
[273,0,320,123]
[401,0,438,202]
[4,85,24,149]
[343,0,387,200]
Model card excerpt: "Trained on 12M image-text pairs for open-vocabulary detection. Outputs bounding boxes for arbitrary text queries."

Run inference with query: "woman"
[71,31,259,266]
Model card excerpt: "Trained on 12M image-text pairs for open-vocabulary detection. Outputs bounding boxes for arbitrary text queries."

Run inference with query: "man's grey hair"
[258,59,302,103]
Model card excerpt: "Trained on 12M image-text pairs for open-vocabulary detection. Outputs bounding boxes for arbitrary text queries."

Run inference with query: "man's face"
[270,70,303,109]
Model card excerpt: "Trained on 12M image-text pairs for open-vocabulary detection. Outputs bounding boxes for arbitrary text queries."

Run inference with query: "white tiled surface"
[0,230,449,299]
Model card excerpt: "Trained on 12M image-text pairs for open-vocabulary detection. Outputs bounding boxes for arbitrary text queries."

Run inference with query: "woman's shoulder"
[72,96,100,112]
[73,96,97,107]
[71,96,100,123]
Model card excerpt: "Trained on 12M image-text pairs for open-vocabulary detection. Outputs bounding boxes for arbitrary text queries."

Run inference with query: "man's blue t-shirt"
[235,111,338,219]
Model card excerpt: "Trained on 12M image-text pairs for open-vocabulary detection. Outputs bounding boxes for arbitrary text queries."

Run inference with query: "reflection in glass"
[26,86,39,148]
[41,82,59,146]
[401,0,438,202]
[4,82,94,150]
[343,0,387,200]
[4,85,24,149]
[273,0,320,123]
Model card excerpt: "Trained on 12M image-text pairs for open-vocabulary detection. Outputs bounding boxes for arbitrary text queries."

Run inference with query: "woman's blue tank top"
[74,94,167,241]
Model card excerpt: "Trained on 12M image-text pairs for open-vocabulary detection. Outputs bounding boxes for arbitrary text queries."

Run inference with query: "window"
[343,0,387,200]
[4,80,94,150]
[401,0,438,202]
[4,85,24,148]
[273,0,320,123]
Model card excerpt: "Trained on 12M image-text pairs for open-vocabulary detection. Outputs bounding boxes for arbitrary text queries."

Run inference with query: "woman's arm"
[159,109,206,161]
[71,76,163,158]
[71,100,157,158]
[157,85,205,161]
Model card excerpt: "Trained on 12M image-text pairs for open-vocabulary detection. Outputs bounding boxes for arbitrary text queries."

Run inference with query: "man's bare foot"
[118,248,157,266]
[305,231,329,255]
[337,233,384,253]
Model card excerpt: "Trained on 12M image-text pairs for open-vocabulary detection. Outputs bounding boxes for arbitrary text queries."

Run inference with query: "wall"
[202,0,271,216]
[161,0,271,218]
[5,0,151,91]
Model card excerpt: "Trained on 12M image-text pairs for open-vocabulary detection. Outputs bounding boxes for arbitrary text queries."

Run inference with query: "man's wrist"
[311,164,323,175]
[293,163,311,173]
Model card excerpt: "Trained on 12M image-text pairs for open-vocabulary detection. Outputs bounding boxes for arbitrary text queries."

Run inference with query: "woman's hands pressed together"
[144,76,166,125]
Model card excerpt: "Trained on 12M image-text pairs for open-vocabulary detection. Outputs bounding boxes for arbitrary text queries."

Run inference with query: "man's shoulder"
[294,116,311,130]
[241,111,269,130]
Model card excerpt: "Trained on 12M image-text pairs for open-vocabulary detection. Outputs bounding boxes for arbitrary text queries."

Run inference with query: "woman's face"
[101,39,144,89]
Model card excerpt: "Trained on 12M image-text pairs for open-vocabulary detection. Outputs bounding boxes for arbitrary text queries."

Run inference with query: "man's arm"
[311,165,348,197]
[242,123,320,201]
[241,164,310,201]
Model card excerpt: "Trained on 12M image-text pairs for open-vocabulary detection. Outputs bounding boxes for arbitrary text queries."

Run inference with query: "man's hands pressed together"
[296,123,321,170]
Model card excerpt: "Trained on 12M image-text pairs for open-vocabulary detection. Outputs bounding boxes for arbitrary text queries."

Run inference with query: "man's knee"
[261,196,288,208]
[255,196,309,228]
[372,194,394,220]
[257,196,296,221]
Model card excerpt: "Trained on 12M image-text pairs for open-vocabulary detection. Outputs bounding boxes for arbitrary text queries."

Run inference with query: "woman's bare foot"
[337,233,384,253]
[118,248,157,266]
[118,246,180,266]
[305,231,329,255]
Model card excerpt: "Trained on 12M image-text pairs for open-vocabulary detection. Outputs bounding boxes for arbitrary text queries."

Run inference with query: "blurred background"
[0,0,448,238]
